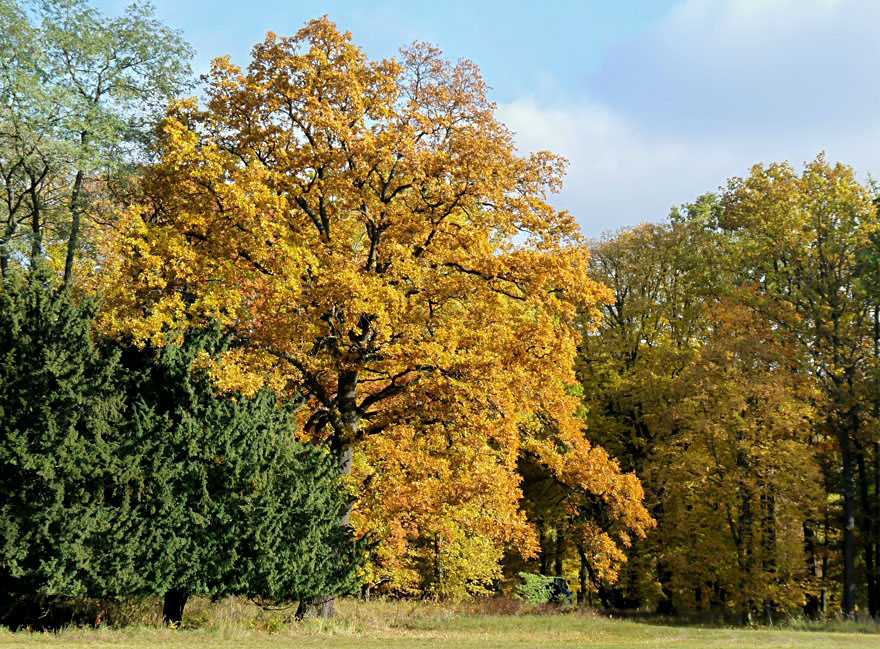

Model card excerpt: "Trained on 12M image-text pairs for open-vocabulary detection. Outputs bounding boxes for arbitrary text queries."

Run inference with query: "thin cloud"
[500,0,880,236]
[497,97,743,237]
[591,0,880,137]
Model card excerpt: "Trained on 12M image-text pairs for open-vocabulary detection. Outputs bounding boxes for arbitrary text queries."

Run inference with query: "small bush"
[514,573,555,605]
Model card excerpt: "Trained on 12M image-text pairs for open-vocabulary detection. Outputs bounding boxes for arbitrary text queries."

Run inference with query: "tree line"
[1,0,877,626]
[560,162,880,622]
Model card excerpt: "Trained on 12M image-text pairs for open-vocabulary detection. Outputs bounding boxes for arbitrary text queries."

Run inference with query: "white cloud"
[497,98,743,237]
[499,0,880,237]
[498,94,879,238]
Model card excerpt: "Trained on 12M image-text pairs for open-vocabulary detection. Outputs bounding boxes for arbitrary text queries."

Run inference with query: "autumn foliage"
[577,161,880,620]
[12,2,879,624]
[95,17,652,597]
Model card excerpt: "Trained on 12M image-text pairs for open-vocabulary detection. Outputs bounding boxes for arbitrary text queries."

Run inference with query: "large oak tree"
[97,17,651,608]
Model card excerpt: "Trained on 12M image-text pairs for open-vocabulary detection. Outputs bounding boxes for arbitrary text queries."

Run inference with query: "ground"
[0,599,877,649]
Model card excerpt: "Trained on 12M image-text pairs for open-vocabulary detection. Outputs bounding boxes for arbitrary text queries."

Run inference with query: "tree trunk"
[162,589,188,626]
[803,519,821,619]
[28,185,40,265]
[875,441,880,619]
[874,307,880,619]
[554,527,565,577]
[539,525,549,575]
[761,481,777,625]
[734,441,754,623]
[63,169,84,285]
[857,443,879,618]
[577,544,589,607]
[1,211,17,279]
[655,559,676,615]
[822,506,830,616]
[839,425,857,619]
[585,561,611,609]
[295,597,335,620]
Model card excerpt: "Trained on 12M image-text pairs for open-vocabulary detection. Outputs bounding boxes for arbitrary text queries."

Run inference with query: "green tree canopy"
[0,272,365,628]
[0,0,193,281]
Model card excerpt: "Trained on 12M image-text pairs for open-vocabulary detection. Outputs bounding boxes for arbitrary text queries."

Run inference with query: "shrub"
[515,573,556,605]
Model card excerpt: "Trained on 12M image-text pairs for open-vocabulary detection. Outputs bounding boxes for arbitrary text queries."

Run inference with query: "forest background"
[1,0,879,629]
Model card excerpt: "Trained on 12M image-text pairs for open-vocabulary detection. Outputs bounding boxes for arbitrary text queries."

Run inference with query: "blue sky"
[95,0,880,238]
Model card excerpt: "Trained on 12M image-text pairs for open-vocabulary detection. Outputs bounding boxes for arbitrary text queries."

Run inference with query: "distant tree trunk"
[822,506,831,615]
[554,527,565,577]
[28,183,41,265]
[838,416,857,619]
[874,307,880,619]
[655,559,676,615]
[734,441,754,625]
[761,479,777,625]
[803,519,821,619]
[539,525,549,575]
[857,442,879,618]
[162,589,188,626]
[875,441,880,619]
[577,544,589,606]
[1,211,17,279]
[585,561,611,609]
[296,598,335,619]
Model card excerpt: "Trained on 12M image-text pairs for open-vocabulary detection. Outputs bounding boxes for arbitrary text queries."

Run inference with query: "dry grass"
[1,598,878,649]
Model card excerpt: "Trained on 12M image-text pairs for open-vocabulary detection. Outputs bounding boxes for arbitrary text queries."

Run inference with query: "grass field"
[1,599,877,649]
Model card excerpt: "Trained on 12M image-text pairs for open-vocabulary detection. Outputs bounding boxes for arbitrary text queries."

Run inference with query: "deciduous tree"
[0,0,192,282]
[97,17,651,611]
[719,156,878,618]
[577,219,718,610]
[660,299,823,621]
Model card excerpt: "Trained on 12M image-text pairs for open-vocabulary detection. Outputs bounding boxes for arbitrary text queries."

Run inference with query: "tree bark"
[875,441,880,619]
[28,184,41,265]
[839,422,857,619]
[822,506,830,616]
[539,525,549,575]
[577,544,589,607]
[554,527,565,577]
[734,440,754,623]
[857,443,879,617]
[63,168,84,285]
[655,559,676,615]
[162,589,188,626]
[585,561,611,609]
[803,519,821,619]
[1,210,17,279]
[739,491,754,625]
[295,597,335,620]
[761,481,777,625]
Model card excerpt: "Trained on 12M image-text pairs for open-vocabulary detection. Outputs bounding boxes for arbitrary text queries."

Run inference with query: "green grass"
[0,599,878,649]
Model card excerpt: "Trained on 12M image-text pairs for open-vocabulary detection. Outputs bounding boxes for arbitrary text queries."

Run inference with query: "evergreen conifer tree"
[119,327,365,624]
[0,274,363,628]
[0,266,128,627]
